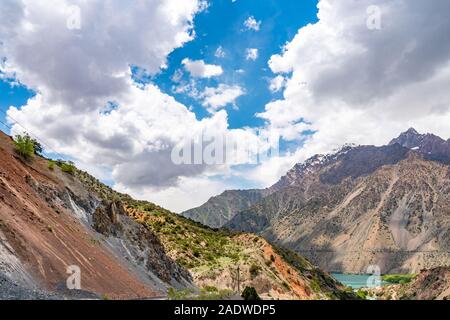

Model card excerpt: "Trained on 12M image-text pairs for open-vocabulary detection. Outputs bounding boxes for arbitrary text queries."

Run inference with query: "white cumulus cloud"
[200,84,245,112]
[0,0,266,211]
[269,75,286,93]
[259,0,450,163]
[182,58,223,78]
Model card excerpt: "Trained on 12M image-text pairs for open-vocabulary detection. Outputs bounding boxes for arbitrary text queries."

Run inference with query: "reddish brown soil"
[0,132,156,299]
[262,241,312,299]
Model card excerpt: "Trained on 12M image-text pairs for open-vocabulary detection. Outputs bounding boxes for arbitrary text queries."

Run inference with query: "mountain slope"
[182,190,268,228]
[187,129,450,274]
[229,151,449,273]
[120,201,354,300]
[0,133,165,299]
[0,130,354,300]
[366,267,450,300]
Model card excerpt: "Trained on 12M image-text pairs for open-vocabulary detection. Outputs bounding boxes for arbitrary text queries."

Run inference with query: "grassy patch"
[59,162,76,175]
[167,287,234,300]
[382,274,416,285]
[48,160,55,171]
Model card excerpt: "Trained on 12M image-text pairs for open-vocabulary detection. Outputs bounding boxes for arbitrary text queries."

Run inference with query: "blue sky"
[0,0,319,210]
[136,0,319,129]
[0,80,34,133]
[3,0,446,212]
[1,0,319,145]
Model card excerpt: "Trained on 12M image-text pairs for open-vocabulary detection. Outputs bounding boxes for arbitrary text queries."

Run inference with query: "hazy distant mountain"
[182,189,269,229]
[184,129,450,274]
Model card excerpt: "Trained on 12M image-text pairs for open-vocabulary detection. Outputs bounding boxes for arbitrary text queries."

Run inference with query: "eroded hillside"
[0,133,163,299]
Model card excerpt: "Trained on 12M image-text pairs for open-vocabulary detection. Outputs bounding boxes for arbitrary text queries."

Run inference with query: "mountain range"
[182,129,450,274]
[2,127,449,299]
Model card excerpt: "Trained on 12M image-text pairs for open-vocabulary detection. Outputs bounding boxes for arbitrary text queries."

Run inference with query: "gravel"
[0,273,102,300]
[0,273,60,300]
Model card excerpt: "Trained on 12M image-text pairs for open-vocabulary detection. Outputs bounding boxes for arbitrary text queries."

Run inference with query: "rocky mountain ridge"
[183,129,450,274]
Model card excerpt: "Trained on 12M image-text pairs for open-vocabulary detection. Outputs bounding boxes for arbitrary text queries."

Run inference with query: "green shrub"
[31,138,43,155]
[356,290,368,300]
[249,264,261,278]
[198,288,233,300]
[203,286,218,293]
[60,162,76,175]
[142,204,156,212]
[167,288,194,300]
[14,134,35,160]
[241,287,261,301]
[193,249,201,258]
[48,160,55,171]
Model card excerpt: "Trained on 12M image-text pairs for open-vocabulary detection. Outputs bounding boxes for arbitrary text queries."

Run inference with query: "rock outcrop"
[93,201,192,287]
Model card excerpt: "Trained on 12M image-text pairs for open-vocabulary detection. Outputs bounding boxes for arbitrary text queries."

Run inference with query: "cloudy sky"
[1,0,450,212]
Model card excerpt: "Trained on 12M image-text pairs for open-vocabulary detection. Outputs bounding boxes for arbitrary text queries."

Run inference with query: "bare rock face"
[92,201,125,236]
[0,130,198,298]
[390,127,450,163]
[226,150,450,274]
[93,201,192,286]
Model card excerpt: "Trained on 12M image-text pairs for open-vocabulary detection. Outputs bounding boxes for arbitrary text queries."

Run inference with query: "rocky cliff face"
[229,152,449,273]
[186,129,450,274]
[92,200,192,288]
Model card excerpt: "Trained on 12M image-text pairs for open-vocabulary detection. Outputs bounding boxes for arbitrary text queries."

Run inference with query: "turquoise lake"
[331,273,385,289]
